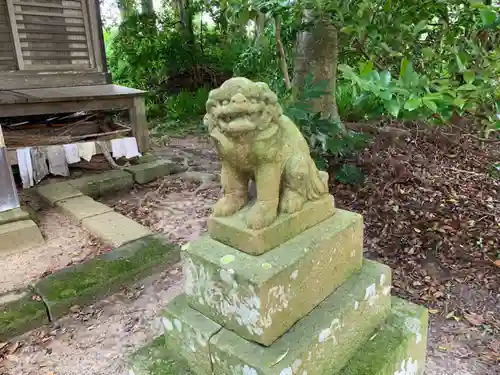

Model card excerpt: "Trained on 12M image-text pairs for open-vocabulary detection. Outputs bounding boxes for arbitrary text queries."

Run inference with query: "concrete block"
[34,234,179,320]
[184,209,364,346]
[208,194,335,255]
[35,182,83,206]
[56,196,113,223]
[0,208,30,225]
[161,294,222,375]
[125,159,181,184]
[210,260,392,375]
[68,170,134,198]
[81,211,152,247]
[0,289,48,341]
[339,297,429,375]
[0,220,44,256]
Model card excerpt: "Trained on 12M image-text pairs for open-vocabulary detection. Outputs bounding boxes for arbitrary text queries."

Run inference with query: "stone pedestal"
[129,195,429,375]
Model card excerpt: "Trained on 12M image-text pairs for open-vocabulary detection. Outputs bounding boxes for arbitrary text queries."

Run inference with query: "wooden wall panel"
[0,0,17,71]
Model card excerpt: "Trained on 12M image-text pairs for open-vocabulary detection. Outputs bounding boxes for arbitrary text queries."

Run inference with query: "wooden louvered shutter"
[0,0,18,71]
[7,0,96,70]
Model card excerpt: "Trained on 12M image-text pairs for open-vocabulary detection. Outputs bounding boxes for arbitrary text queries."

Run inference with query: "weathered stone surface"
[68,170,134,198]
[210,260,392,375]
[339,297,429,375]
[0,207,30,225]
[35,181,83,206]
[161,294,222,375]
[81,211,152,247]
[0,220,44,256]
[129,335,193,375]
[34,234,179,320]
[208,194,335,255]
[125,159,180,184]
[0,289,48,341]
[205,77,330,230]
[56,196,113,223]
[184,209,363,346]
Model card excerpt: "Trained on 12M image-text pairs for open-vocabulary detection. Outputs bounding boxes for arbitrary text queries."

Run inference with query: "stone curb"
[0,235,180,340]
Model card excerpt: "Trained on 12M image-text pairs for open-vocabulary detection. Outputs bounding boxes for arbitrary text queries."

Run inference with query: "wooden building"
[0,0,149,156]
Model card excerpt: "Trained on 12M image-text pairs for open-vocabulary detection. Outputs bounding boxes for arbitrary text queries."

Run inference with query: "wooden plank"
[15,10,84,18]
[18,32,86,41]
[86,0,104,72]
[18,25,85,34]
[13,1,82,10]
[129,96,149,152]
[20,46,89,52]
[16,18,83,26]
[22,63,91,70]
[6,0,25,69]
[80,0,94,69]
[0,71,109,90]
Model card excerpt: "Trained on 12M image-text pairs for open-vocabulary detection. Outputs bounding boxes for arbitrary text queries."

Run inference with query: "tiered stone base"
[129,293,428,375]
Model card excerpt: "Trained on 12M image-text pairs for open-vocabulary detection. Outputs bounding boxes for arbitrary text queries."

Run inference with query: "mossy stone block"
[210,260,392,375]
[34,234,180,320]
[0,289,49,341]
[184,209,363,346]
[68,170,134,198]
[0,220,45,256]
[129,335,193,375]
[56,196,113,223]
[35,182,83,206]
[125,160,181,184]
[208,194,335,255]
[0,208,30,225]
[161,294,222,375]
[339,297,429,375]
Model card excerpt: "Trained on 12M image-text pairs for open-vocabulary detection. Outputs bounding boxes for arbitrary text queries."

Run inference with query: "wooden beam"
[5,0,25,70]
[129,96,150,152]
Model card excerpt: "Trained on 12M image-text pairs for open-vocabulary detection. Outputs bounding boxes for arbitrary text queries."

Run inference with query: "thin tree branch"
[275,15,292,90]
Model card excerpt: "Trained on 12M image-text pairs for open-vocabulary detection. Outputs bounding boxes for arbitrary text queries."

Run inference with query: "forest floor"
[1,126,499,375]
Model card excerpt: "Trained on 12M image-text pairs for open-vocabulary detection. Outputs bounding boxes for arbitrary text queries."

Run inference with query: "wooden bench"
[0,84,149,152]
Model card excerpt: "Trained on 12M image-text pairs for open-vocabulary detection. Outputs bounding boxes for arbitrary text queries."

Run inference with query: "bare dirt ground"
[1,132,498,375]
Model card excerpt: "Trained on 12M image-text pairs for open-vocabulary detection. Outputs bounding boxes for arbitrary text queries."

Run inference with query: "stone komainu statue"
[204,77,329,230]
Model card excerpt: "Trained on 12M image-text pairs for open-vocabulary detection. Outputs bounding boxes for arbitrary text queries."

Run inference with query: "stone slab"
[0,220,44,256]
[129,335,194,375]
[125,159,181,184]
[56,195,113,223]
[35,181,83,206]
[210,260,392,375]
[0,289,49,341]
[68,170,134,198]
[184,209,363,346]
[339,297,429,375]
[161,294,222,375]
[81,211,152,247]
[34,234,180,320]
[0,207,30,225]
[208,194,335,255]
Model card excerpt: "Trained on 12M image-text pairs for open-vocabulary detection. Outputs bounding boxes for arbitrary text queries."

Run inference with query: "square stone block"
[68,170,134,198]
[184,209,363,346]
[0,220,44,256]
[339,297,429,375]
[210,260,392,375]
[0,208,30,226]
[125,159,180,184]
[208,194,335,255]
[35,182,83,206]
[56,196,113,223]
[81,211,152,247]
[161,294,222,375]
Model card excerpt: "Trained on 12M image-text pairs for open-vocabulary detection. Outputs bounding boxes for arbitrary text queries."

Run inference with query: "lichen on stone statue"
[204,77,329,230]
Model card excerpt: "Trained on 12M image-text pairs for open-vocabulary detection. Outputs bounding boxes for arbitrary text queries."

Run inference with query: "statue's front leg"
[213,161,249,217]
[246,163,281,229]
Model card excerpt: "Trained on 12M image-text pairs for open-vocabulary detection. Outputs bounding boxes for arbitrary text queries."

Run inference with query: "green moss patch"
[129,335,194,375]
[34,234,180,320]
[0,289,49,341]
[339,297,429,375]
[68,170,134,198]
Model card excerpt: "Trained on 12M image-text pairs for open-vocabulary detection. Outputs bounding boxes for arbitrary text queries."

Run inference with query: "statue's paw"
[246,201,278,230]
[212,196,247,217]
[279,189,305,214]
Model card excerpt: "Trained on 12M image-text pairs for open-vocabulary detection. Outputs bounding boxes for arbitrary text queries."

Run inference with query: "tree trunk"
[177,0,194,44]
[118,0,135,20]
[292,10,340,122]
[140,0,154,14]
[254,12,266,45]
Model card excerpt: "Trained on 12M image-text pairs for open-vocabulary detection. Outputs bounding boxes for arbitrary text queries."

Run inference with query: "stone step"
[338,297,429,375]
[0,219,44,256]
[210,260,392,375]
[208,194,335,255]
[183,209,364,346]
[55,195,113,223]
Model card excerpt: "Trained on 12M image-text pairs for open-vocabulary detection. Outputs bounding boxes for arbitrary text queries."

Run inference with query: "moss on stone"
[0,289,49,341]
[340,297,429,375]
[129,335,193,375]
[125,160,182,184]
[35,234,180,320]
[68,170,134,198]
